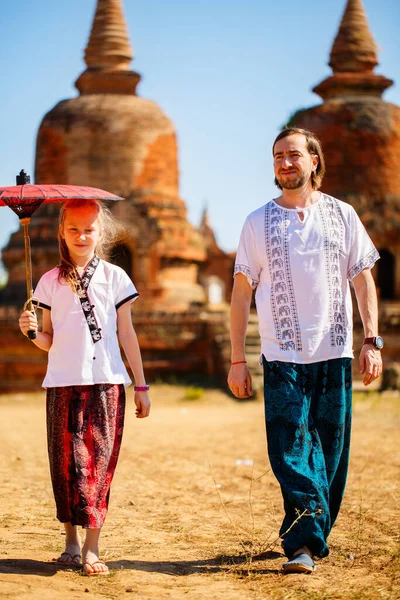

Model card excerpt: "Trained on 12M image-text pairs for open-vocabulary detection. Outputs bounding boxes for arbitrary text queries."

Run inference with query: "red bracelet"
[134,385,149,391]
[230,360,247,365]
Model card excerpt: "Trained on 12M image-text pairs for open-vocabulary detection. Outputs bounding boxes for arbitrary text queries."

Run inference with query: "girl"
[18,198,150,576]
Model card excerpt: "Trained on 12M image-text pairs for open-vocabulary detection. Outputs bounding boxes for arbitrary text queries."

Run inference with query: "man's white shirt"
[234,194,379,364]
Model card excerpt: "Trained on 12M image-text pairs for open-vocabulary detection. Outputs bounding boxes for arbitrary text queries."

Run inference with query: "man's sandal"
[83,560,110,576]
[52,552,81,567]
[282,553,316,574]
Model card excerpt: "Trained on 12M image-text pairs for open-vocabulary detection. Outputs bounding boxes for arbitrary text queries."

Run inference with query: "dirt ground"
[0,385,399,600]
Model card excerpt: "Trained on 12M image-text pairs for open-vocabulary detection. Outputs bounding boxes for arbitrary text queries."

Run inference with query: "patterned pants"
[46,384,125,529]
[263,357,352,558]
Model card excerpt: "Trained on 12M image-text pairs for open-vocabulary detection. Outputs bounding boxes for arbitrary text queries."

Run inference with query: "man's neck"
[276,186,320,210]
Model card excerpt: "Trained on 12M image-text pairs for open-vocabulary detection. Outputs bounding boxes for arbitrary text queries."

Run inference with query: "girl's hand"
[19,310,38,338]
[134,391,151,418]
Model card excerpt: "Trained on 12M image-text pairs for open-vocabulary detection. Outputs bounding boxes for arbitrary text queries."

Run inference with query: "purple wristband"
[134,385,149,392]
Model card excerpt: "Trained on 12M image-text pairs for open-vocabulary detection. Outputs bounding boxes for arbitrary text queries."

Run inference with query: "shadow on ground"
[0,559,80,576]
[109,550,283,576]
[0,551,283,577]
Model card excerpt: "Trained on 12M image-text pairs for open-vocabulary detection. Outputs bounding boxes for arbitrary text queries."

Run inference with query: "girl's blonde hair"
[58,198,124,291]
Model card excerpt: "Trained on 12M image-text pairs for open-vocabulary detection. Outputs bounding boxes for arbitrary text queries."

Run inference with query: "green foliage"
[183,386,204,401]
[0,268,8,289]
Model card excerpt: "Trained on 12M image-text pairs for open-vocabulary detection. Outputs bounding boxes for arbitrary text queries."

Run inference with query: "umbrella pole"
[20,217,37,340]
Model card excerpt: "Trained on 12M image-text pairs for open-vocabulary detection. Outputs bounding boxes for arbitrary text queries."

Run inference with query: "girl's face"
[60,205,101,266]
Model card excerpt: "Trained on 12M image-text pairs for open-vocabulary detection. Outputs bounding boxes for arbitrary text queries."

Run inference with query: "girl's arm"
[18,309,53,352]
[117,302,151,418]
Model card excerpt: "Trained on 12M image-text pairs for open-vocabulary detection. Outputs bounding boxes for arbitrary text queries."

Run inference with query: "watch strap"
[363,336,383,349]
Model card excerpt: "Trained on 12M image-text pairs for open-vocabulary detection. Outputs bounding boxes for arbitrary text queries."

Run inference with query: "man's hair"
[272,127,326,190]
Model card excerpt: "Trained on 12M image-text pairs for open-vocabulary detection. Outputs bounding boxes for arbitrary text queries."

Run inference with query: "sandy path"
[0,386,399,599]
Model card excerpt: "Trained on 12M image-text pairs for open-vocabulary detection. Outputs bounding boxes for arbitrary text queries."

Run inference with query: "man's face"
[273,134,318,190]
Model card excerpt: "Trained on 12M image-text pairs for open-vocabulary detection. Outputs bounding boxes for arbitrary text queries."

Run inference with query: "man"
[228,127,383,574]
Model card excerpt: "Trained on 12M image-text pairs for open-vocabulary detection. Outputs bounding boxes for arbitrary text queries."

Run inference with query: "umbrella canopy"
[0,180,123,218]
[0,171,124,339]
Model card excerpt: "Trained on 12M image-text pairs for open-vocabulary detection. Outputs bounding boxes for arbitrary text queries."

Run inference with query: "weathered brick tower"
[0,0,233,390]
[290,0,400,361]
[4,0,207,311]
[290,0,400,299]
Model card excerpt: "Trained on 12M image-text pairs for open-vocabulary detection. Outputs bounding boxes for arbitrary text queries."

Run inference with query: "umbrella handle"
[25,299,37,339]
[23,297,39,340]
[21,218,37,340]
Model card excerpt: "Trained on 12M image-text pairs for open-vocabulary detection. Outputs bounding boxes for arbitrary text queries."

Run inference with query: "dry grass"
[0,386,399,599]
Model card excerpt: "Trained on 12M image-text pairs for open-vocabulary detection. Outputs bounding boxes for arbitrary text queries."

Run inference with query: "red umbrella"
[0,170,124,338]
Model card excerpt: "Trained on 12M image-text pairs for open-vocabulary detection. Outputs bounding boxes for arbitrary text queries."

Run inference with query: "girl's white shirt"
[234,194,379,364]
[34,259,139,388]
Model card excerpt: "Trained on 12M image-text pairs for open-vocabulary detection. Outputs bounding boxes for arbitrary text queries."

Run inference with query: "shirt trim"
[260,352,354,365]
[265,203,302,352]
[116,293,139,310]
[318,195,347,347]
[76,255,102,344]
[347,248,380,281]
[32,299,51,311]
[233,264,259,290]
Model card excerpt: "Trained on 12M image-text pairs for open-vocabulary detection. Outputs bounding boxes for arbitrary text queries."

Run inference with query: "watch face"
[374,336,384,350]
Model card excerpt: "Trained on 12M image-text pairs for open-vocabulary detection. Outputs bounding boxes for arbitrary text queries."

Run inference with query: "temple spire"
[313,0,393,100]
[329,0,378,73]
[84,0,133,70]
[200,204,211,230]
[75,0,141,95]
[199,204,219,251]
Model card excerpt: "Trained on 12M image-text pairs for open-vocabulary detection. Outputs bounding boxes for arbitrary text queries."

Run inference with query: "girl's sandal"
[83,560,109,576]
[53,552,81,567]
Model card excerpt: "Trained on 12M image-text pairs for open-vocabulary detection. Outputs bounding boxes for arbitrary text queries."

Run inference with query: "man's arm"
[228,273,253,398]
[352,269,383,386]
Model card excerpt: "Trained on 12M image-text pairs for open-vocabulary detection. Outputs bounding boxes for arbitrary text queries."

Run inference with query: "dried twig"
[248,461,256,561]
[209,463,250,557]
[351,490,364,566]
[209,463,310,570]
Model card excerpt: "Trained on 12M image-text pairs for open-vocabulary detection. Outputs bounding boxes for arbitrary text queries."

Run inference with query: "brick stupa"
[0,0,233,389]
[3,0,207,310]
[290,0,400,365]
[291,0,400,301]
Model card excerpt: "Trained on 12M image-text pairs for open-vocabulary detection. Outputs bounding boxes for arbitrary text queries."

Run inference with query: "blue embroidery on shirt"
[265,203,302,352]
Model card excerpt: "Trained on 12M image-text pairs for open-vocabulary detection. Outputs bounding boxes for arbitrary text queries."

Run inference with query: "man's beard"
[275,173,308,190]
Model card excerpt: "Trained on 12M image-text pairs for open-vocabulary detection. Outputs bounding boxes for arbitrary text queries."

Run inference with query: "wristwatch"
[363,336,384,350]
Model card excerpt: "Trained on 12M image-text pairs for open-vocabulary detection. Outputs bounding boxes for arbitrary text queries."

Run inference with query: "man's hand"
[134,391,151,418]
[353,270,382,386]
[228,363,253,398]
[359,345,382,386]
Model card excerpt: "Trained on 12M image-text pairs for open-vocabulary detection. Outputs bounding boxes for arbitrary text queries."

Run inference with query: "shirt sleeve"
[32,272,52,310]
[115,269,139,310]
[234,217,262,290]
[347,207,380,281]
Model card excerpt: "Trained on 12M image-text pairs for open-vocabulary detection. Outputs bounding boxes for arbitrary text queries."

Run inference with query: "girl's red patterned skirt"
[46,384,125,529]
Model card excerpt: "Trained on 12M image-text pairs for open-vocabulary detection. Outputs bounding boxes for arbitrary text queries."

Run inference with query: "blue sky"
[1,0,399,278]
